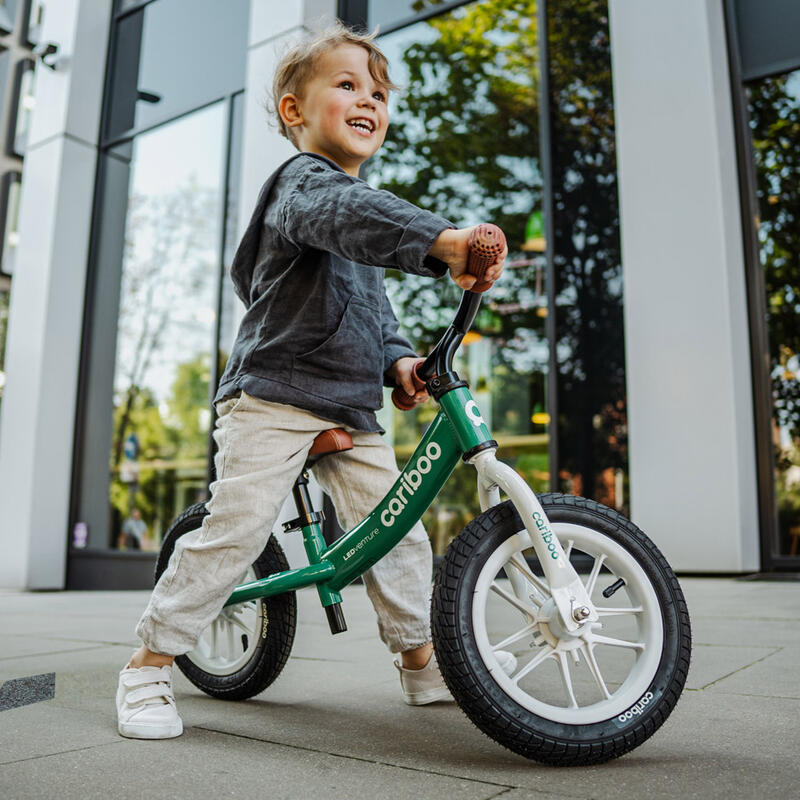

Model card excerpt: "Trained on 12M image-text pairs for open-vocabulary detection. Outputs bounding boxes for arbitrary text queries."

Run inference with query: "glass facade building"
[0,0,798,590]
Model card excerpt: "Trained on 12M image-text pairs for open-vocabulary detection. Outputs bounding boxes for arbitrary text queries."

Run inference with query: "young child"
[116,21,507,739]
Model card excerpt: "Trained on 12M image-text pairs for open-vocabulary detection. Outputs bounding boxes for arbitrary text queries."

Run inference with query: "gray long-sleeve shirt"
[215,152,454,432]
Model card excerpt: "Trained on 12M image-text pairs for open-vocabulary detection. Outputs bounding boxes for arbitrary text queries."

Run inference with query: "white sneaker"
[395,650,517,705]
[395,651,452,705]
[116,663,183,739]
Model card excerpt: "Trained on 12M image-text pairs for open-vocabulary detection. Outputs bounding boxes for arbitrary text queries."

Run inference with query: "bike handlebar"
[464,223,506,292]
[391,223,506,410]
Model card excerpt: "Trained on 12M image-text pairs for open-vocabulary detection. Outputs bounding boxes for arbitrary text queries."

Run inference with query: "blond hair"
[271,20,400,147]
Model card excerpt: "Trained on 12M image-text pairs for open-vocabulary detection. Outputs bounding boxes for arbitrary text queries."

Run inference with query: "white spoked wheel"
[156,503,296,700]
[186,567,265,676]
[472,523,663,724]
[432,495,691,766]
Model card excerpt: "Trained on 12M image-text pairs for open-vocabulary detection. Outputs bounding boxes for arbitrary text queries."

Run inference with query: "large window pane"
[375,0,547,554]
[106,103,226,550]
[747,68,800,558]
[105,0,248,140]
[548,0,627,513]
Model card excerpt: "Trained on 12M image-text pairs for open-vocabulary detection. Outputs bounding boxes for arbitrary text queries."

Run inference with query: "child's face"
[285,44,389,176]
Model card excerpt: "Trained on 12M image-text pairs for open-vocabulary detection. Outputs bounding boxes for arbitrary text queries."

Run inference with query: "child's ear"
[279,93,304,129]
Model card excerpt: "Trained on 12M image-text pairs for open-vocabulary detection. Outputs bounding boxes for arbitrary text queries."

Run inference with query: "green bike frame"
[224,382,597,634]
[224,386,492,607]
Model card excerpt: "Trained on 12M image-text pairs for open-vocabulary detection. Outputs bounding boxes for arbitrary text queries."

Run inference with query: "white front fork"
[469,449,598,633]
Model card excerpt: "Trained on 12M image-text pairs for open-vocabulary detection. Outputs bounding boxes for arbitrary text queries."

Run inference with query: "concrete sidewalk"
[0,577,798,799]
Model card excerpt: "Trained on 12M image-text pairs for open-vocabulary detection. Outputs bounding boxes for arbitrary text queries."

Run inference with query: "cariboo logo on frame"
[380,442,442,527]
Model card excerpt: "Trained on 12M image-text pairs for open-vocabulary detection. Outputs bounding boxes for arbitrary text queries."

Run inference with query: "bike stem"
[420,290,483,380]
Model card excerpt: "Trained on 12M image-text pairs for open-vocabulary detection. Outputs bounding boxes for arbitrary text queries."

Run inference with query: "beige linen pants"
[136,391,433,656]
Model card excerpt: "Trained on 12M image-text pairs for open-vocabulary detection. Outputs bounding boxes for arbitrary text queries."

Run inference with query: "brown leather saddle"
[304,428,353,470]
[283,428,354,539]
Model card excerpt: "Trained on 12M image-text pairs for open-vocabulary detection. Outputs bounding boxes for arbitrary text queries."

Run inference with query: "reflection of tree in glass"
[548,0,626,507]
[748,71,800,546]
[110,354,212,541]
[372,0,543,352]
[749,73,800,445]
[112,179,218,467]
[110,386,170,530]
[373,0,626,509]
[166,354,214,458]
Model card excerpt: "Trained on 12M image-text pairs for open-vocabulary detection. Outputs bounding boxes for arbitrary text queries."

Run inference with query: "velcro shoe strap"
[122,667,172,688]
[126,684,174,706]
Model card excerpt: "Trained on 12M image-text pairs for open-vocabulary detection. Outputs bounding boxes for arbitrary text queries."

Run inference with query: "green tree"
[748,71,800,550]
[165,354,213,459]
[749,73,800,443]
[109,354,212,545]
[112,178,218,468]
[373,0,626,508]
[110,386,171,527]
[373,0,543,351]
[547,0,626,504]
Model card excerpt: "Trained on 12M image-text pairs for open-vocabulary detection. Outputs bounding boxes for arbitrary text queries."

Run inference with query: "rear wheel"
[155,503,296,700]
[432,495,691,766]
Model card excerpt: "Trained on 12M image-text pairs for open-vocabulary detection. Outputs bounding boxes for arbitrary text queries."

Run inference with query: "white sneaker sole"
[403,686,452,706]
[118,719,184,739]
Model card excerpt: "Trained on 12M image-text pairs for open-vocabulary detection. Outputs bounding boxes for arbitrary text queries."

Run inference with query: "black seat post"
[283,469,347,635]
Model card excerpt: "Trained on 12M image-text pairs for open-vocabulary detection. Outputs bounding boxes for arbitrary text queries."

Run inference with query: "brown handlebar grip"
[391,361,427,411]
[467,223,506,293]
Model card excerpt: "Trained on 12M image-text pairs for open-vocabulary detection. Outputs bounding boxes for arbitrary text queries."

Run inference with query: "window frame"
[67,0,248,585]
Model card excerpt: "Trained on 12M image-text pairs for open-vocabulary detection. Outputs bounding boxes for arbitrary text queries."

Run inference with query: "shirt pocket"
[291,297,383,409]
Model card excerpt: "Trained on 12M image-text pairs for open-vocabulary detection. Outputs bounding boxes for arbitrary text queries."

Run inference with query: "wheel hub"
[534,597,589,649]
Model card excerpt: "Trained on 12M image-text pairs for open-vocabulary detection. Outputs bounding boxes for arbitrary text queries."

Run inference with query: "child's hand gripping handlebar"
[463,223,507,293]
[391,223,507,410]
[391,360,427,411]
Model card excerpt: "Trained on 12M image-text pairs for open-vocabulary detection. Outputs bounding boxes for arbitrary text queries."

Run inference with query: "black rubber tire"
[155,502,297,700]
[431,494,691,766]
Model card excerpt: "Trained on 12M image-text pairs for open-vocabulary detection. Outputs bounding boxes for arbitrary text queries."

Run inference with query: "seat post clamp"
[282,510,325,533]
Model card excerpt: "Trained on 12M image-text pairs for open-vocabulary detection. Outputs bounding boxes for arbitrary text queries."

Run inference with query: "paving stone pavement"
[0,577,798,799]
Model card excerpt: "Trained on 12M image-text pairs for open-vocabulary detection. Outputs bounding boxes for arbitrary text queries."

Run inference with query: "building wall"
[609,0,759,571]
[0,0,111,589]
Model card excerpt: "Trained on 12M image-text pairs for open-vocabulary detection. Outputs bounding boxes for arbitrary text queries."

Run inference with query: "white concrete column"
[608,0,759,571]
[240,0,337,566]
[0,0,111,588]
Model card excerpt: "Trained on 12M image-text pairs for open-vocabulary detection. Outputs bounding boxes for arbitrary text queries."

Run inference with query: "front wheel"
[155,503,297,700]
[432,494,691,766]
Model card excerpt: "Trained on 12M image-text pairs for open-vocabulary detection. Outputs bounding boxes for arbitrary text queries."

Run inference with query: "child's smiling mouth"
[347,117,376,136]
